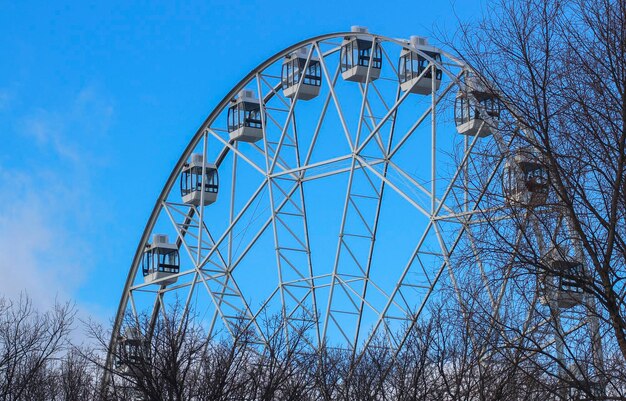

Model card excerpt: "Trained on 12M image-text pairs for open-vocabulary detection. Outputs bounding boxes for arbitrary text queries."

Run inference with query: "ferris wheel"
[106,27,605,393]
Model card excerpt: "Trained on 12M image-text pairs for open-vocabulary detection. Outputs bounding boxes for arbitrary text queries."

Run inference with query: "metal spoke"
[104,31,604,395]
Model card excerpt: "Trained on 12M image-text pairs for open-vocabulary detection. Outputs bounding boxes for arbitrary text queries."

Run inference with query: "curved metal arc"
[104,30,466,388]
[103,34,330,384]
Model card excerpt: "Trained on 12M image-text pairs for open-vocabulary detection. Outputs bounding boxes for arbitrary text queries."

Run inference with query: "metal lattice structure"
[104,28,605,392]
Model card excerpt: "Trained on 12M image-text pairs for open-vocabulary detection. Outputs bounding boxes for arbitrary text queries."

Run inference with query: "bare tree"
[90,300,208,401]
[189,334,254,401]
[440,0,626,398]
[58,348,100,401]
[0,294,75,401]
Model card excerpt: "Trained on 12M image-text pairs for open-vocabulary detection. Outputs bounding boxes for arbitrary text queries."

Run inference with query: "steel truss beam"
[105,30,605,399]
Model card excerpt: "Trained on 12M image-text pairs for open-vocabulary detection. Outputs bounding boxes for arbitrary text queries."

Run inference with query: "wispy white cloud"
[21,109,82,162]
[20,85,114,164]
[0,90,11,110]
[0,169,85,307]
[0,86,114,320]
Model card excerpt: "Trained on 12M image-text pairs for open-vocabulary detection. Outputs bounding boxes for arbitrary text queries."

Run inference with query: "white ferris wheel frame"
[104,30,604,388]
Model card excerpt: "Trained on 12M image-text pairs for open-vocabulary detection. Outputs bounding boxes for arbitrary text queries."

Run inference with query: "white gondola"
[540,247,585,309]
[281,48,322,100]
[454,73,501,137]
[142,234,179,286]
[116,327,146,377]
[569,381,605,401]
[340,26,382,83]
[228,89,263,143]
[398,36,442,95]
[566,365,606,400]
[180,153,218,206]
[503,147,549,207]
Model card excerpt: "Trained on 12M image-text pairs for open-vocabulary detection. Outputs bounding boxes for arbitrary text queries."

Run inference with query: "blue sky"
[0,0,485,323]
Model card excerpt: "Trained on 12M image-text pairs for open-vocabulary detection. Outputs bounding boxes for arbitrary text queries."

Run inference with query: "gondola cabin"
[116,327,146,377]
[340,26,382,83]
[180,153,218,206]
[455,74,501,137]
[282,47,322,100]
[540,247,585,309]
[503,147,549,207]
[567,376,605,401]
[398,36,442,95]
[228,89,263,143]
[142,234,179,286]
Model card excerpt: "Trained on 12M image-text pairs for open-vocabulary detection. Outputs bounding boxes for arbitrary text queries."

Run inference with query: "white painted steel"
[103,29,605,395]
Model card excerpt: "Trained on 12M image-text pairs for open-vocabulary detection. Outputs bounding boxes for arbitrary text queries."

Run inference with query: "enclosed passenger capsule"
[398,36,442,95]
[340,26,382,83]
[540,247,585,309]
[116,327,146,377]
[503,147,549,207]
[180,153,218,206]
[228,89,263,143]
[282,48,322,100]
[142,234,179,286]
[566,371,605,401]
[455,73,501,137]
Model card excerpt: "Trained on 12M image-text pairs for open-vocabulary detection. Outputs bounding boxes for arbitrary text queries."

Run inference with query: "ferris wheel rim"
[105,29,473,383]
[101,26,608,399]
